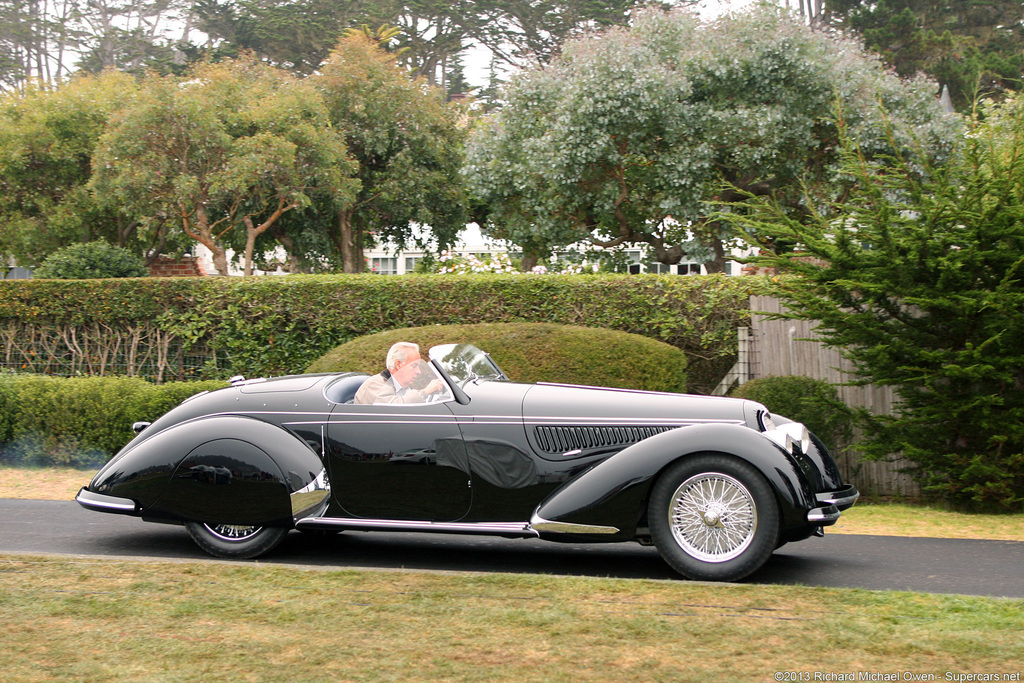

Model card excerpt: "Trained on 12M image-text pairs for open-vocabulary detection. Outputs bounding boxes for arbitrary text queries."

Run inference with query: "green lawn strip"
[1,556,1021,682]
[830,502,1024,541]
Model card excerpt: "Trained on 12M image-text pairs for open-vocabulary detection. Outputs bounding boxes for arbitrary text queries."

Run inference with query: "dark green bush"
[0,374,226,467]
[309,323,689,393]
[33,241,149,279]
[731,375,853,452]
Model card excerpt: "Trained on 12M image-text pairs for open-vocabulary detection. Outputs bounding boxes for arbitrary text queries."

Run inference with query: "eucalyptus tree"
[90,58,358,276]
[465,6,959,272]
[0,0,81,88]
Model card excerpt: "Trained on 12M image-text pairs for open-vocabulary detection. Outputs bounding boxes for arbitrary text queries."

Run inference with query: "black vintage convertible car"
[77,343,858,581]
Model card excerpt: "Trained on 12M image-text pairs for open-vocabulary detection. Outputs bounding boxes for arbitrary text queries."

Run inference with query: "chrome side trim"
[530,513,620,535]
[295,517,539,537]
[806,505,841,526]
[75,488,139,514]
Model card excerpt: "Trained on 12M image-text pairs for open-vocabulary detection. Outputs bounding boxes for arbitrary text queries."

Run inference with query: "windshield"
[429,344,508,385]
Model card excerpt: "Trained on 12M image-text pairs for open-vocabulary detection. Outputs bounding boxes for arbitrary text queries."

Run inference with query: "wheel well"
[635,450,783,538]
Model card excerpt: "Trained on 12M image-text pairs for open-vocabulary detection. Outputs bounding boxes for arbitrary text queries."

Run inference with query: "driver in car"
[354,341,447,405]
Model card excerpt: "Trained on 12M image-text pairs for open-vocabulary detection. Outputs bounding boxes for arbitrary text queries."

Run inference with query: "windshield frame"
[428,343,509,389]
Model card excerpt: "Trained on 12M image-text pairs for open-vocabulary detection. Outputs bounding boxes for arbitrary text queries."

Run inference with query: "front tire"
[649,454,780,582]
[185,522,288,559]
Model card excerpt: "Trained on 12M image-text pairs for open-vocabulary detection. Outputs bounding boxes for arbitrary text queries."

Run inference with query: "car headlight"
[764,422,811,455]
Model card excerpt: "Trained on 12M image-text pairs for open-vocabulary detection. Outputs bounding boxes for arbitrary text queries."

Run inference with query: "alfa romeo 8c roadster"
[77,343,859,581]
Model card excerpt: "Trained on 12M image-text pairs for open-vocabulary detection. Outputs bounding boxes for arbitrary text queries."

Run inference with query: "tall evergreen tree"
[825,0,1024,109]
[735,95,1024,511]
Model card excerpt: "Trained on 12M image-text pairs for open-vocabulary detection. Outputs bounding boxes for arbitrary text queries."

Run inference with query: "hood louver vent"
[533,425,676,456]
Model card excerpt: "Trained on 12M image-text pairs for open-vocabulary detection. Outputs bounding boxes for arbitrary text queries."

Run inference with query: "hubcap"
[204,523,262,542]
[668,472,757,563]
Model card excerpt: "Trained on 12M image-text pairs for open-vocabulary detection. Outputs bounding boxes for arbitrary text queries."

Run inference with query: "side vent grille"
[533,425,677,455]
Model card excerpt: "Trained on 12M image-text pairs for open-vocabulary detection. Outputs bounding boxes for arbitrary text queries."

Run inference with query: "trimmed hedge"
[0,374,227,468]
[308,323,689,393]
[0,274,757,392]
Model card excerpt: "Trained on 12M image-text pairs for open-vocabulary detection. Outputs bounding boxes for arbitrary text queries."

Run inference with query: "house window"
[371,257,398,275]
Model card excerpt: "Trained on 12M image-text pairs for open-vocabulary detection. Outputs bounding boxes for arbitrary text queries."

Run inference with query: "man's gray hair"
[386,342,420,371]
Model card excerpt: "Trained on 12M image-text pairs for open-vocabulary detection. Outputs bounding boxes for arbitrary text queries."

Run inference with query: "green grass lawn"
[1,556,1022,682]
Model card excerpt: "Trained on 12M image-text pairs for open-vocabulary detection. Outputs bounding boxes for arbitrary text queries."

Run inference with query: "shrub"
[0,374,227,467]
[731,375,853,452]
[308,323,689,393]
[1,274,754,392]
[34,241,149,279]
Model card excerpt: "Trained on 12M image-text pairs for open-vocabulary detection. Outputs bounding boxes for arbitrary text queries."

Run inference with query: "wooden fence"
[745,295,919,497]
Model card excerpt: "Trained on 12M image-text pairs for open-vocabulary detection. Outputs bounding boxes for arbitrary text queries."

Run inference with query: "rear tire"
[649,454,779,582]
[185,522,288,559]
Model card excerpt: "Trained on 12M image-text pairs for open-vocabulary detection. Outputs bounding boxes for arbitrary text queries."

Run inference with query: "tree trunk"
[273,230,306,273]
[242,201,295,276]
[519,252,539,272]
[703,234,729,274]
[337,209,364,273]
[243,216,257,276]
[184,205,229,275]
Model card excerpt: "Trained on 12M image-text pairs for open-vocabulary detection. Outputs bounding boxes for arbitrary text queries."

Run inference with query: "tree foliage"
[736,96,1024,511]
[0,0,195,90]
[89,58,359,276]
[311,33,468,272]
[824,0,1024,111]
[0,71,142,266]
[190,0,644,93]
[465,6,958,272]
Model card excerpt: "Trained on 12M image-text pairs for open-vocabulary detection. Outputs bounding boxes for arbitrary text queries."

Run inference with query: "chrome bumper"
[76,488,139,514]
[806,484,860,526]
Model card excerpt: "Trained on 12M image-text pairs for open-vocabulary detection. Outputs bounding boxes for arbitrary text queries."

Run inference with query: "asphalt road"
[2,498,1022,598]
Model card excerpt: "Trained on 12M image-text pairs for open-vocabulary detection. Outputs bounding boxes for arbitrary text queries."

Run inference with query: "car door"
[326,401,472,521]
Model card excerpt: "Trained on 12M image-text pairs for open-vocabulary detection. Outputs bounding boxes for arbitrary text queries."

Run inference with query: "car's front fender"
[531,423,814,540]
[83,415,328,527]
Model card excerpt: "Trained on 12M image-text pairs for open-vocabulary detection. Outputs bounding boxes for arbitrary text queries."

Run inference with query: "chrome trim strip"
[816,486,860,510]
[295,517,539,537]
[807,505,841,526]
[75,488,139,514]
[530,513,620,535]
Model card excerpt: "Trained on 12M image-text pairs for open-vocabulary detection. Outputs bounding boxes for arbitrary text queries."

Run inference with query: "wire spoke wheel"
[669,472,757,563]
[185,521,288,559]
[649,454,780,582]
[203,523,264,543]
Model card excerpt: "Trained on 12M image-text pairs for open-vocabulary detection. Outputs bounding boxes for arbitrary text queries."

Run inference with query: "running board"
[295,517,539,538]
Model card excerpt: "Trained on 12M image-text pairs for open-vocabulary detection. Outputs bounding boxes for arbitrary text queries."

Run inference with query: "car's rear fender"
[531,422,815,540]
[86,415,328,527]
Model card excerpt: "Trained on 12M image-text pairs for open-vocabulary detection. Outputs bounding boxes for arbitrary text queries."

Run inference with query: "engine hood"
[515,382,766,461]
[521,382,763,429]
